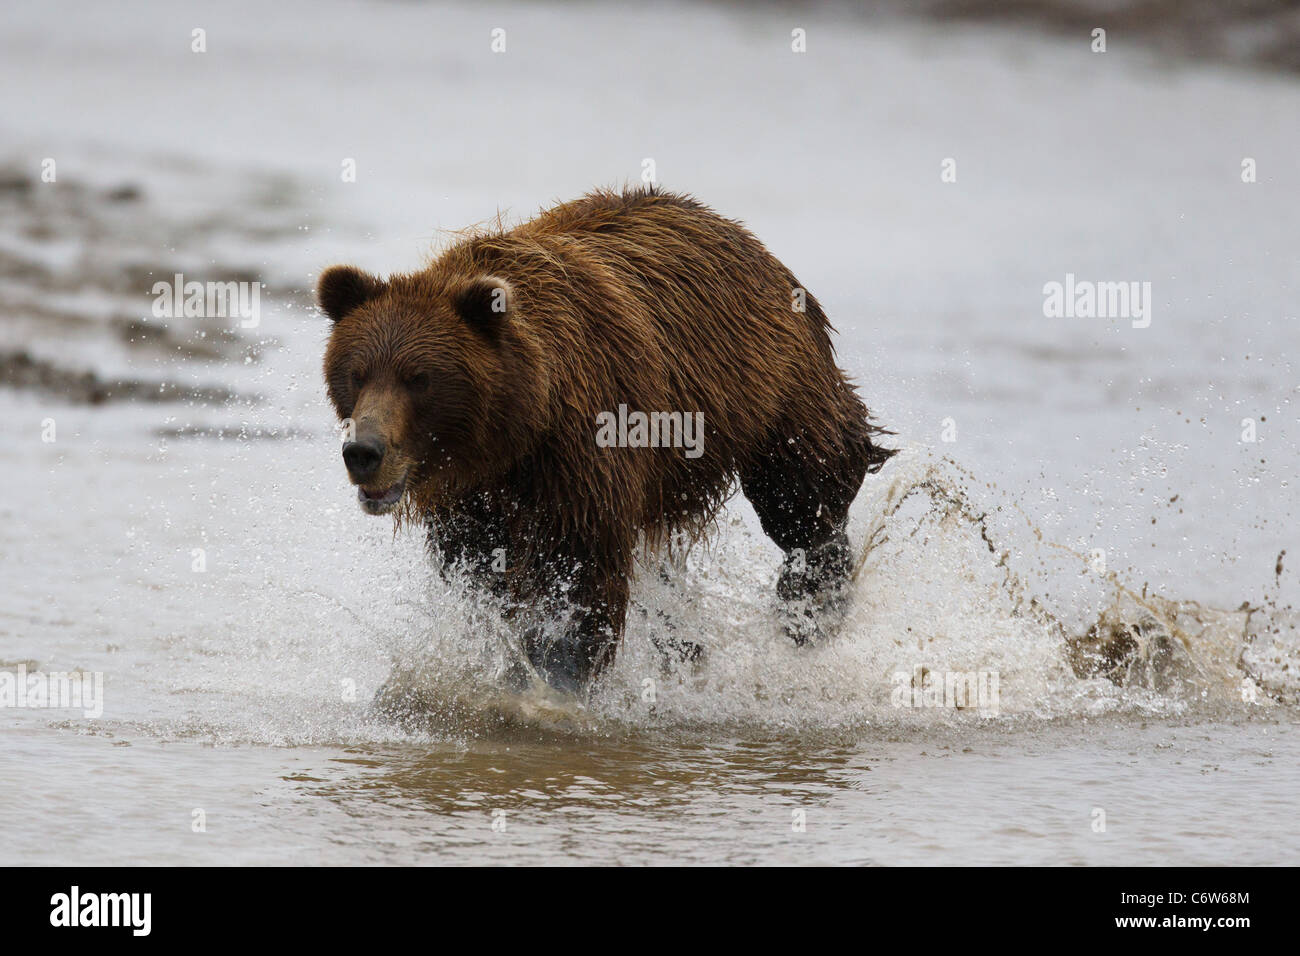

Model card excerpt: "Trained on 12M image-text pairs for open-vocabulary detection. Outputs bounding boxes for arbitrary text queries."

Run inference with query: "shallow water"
[1,0,1298,865]
[6,718,1297,865]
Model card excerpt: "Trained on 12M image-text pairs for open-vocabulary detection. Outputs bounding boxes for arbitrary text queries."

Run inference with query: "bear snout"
[342,437,385,483]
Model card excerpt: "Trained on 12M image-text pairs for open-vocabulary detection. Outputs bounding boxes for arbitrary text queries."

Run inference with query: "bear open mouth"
[357,474,406,515]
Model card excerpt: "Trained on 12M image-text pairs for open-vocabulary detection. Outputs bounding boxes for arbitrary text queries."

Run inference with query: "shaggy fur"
[320,185,893,694]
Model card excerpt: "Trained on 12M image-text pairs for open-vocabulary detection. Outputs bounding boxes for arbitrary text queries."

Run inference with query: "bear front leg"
[520,545,631,696]
[426,493,511,599]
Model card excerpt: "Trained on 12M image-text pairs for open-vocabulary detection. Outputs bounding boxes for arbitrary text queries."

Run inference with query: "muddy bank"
[0,348,249,406]
[0,162,312,408]
[872,0,1300,74]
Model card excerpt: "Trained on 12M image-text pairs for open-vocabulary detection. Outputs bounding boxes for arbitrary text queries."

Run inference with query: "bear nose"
[342,438,385,482]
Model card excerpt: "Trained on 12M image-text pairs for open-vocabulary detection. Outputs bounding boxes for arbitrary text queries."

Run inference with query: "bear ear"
[317,265,386,322]
[452,275,513,326]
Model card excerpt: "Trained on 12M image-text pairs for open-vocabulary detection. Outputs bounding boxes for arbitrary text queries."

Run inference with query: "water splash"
[369,449,1296,738]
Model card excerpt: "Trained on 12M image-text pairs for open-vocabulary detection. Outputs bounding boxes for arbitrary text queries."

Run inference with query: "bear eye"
[349,369,365,392]
[407,371,431,391]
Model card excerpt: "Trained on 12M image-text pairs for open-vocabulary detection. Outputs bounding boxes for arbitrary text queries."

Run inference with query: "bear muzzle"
[343,435,409,515]
[356,473,407,515]
[342,436,385,482]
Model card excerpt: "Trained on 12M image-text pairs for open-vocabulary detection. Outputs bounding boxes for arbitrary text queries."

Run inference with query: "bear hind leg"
[740,430,869,645]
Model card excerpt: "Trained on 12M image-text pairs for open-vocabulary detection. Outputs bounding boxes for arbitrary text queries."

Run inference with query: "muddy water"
[2,0,1299,865]
[5,718,1296,865]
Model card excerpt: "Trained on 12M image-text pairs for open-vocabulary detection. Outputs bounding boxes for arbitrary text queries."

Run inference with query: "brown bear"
[318,185,893,695]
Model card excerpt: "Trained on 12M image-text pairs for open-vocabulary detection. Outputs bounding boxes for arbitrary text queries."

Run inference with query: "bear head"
[318,264,548,516]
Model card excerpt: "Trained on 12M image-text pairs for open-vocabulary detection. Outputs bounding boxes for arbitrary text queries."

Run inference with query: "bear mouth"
[357,474,407,515]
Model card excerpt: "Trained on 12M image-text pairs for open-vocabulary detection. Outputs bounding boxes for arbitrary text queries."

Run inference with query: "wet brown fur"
[320,185,893,691]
